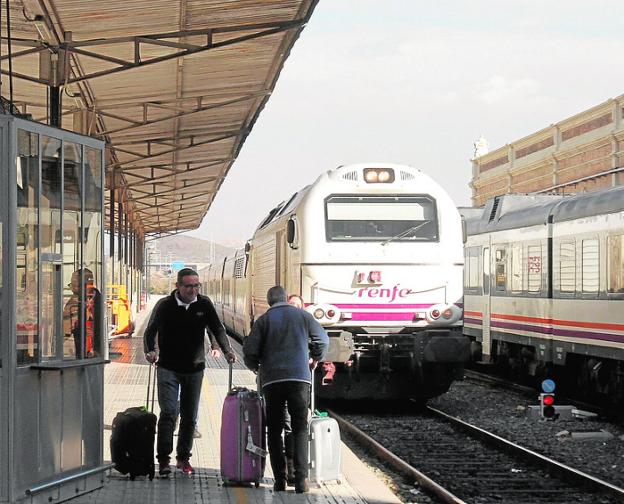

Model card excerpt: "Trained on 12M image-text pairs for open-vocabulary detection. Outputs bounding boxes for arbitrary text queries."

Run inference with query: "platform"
[69,302,400,504]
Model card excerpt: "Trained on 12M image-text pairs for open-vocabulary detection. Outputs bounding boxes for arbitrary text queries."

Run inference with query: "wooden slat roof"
[1,0,317,237]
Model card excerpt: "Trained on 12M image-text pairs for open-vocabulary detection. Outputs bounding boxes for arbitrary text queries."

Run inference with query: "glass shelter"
[0,116,106,503]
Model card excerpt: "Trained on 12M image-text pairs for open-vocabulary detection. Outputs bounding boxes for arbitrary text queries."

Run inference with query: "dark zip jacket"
[143,291,232,373]
[243,302,329,388]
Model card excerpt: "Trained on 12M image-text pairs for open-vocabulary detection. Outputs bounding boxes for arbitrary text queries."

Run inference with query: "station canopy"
[1,0,318,237]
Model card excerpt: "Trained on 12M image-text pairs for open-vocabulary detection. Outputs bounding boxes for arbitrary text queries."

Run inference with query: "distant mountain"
[148,235,237,267]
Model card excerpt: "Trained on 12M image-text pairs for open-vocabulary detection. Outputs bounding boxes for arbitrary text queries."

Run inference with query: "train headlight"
[363,168,395,183]
[307,304,341,325]
[427,304,461,324]
[364,170,378,183]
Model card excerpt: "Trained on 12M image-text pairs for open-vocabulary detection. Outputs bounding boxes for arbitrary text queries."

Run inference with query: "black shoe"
[273,479,286,492]
[158,462,172,477]
[295,479,309,493]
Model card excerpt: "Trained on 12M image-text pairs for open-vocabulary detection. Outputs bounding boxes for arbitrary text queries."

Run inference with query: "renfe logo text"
[357,285,412,302]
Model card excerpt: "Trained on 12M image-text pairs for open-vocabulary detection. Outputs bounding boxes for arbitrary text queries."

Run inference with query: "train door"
[481,246,492,361]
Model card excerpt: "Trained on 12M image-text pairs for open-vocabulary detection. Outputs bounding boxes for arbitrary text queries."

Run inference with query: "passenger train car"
[206,163,469,400]
[462,186,624,404]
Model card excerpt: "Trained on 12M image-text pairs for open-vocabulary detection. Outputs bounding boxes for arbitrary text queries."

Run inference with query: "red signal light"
[539,393,556,419]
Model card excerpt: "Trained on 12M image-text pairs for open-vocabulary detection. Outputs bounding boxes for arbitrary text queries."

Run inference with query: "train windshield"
[325,195,438,242]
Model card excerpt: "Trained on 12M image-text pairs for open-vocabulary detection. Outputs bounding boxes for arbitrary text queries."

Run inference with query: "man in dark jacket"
[243,286,328,493]
[144,268,235,477]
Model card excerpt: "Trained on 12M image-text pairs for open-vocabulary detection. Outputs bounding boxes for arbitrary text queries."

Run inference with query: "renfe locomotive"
[462,186,624,406]
[205,163,469,400]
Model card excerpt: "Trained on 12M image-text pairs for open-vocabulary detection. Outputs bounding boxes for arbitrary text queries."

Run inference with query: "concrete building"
[471,95,624,206]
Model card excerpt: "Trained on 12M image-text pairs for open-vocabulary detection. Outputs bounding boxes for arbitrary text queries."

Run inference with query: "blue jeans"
[156,366,203,463]
[263,381,310,482]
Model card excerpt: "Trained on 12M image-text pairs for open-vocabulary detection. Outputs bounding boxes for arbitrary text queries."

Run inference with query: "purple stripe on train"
[490,320,624,343]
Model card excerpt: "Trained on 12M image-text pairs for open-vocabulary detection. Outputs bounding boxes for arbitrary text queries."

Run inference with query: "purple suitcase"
[220,364,266,487]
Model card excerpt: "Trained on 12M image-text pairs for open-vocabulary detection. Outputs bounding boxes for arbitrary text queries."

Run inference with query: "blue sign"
[541,379,556,393]
[171,261,185,270]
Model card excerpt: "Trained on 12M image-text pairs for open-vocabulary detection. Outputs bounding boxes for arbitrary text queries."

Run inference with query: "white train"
[206,163,469,400]
[462,186,624,404]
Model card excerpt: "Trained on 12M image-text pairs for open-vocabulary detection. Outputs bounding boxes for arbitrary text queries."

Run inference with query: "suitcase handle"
[228,361,233,392]
[310,367,315,413]
[146,363,157,412]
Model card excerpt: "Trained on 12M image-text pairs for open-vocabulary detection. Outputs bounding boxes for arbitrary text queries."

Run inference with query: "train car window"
[581,239,599,294]
[527,245,542,292]
[465,247,480,290]
[483,247,490,295]
[495,248,507,292]
[511,245,522,292]
[607,235,624,294]
[325,195,438,242]
[559,241,576,293]
[463,249,468,286]
[16,130,40,365]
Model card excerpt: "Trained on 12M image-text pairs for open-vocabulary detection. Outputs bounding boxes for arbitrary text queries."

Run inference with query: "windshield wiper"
[380,221,429,246]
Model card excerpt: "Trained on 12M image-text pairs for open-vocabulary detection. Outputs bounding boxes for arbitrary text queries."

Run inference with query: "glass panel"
[16,130,39,365]
[63,142,82,359]
[325,195,438,242]
[582,239,599,293]
[41,262,61,359]
[495,248,506,291]
[84,147,103,358]
[607,235,624,293]
[527,245,542,292]
[559,242,575,292]
[41,136,62,358]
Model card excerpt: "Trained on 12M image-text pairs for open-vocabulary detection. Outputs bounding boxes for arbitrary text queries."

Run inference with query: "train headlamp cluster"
[363,168,395,184]
[308,304,341,325]
[426,304,461,324]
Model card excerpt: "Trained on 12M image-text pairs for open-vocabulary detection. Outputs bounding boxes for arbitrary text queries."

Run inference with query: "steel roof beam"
[109,131,240,167]
[100,92,262,136]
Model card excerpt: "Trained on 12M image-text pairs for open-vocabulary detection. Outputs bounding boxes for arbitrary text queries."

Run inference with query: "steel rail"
[426,405,624,501]
[326,408,466,504]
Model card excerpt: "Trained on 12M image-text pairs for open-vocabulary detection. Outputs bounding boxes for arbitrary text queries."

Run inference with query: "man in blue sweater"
[144,268,236,477]
[243,286,328,493]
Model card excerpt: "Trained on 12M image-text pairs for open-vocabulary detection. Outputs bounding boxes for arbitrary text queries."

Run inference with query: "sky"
[185,0,624,248]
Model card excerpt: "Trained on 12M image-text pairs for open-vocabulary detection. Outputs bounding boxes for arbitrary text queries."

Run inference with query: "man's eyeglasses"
[181,283,201,289]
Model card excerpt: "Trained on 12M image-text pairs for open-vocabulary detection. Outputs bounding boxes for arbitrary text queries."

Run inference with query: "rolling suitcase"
[220,362,267,487]
[309,372,342,484]
[110,364,157,480]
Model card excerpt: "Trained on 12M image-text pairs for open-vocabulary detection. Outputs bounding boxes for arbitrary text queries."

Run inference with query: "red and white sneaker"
[176,459,194,475]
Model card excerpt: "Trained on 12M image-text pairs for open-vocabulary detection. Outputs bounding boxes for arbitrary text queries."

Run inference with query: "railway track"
[329,406,624,504]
